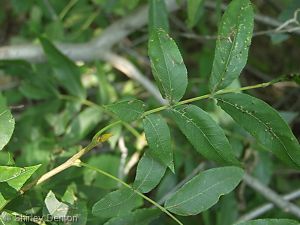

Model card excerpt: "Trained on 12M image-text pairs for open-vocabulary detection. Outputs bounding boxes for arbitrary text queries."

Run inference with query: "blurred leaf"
[169,105,241,166]
[83,155,120,189]
[253,151,273,185]
[148,28,188,103]
[209,0,254,92]
[216,93,300,168]
[0,164,41,209]
[0,152,15,166]
[187,0,205,28]
[149,0,169,32]
[104,208,160,225]
[164,166,244,216]
[106,99,145,122]
[133,152,167,193]
[92,188,143,218]
[0,94,15,151]
[40,37,86,99]
[44,191,69,218]
[234,219,300,225]
[63,106,102,145]
[216,193,238,225]
[143,114,174,171]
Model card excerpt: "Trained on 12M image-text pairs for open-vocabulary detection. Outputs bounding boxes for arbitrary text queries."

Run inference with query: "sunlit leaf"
[0,94,15,151]
[0,165,41,209]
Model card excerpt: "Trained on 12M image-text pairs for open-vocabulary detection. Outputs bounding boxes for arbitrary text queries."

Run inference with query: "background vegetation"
[0,0,300,224]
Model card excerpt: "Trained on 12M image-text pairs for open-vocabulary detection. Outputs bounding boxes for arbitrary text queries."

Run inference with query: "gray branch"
[243,173,300,219]
[238,188,300,222]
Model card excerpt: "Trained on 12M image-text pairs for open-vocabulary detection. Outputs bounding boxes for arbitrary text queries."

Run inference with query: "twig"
[204,1,300,35]
[238,189,300,222]
[0,0,181,62]
[243,173,300,219]
[102,52,167,105]
[117,136,128,185]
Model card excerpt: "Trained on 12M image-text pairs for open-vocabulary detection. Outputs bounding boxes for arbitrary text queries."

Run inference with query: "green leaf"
[83,155,120,190]
[133,152,167,193]
[0,152,14,166]
[44,191,69,218]
[148,29,188,103]
[164,166,244,216]
[209,0,254,92]
[39,37,86,99]
[106,99,145,122]
[149,0,169,32]
[169,105,240,166]
[0,94,15,151]
[216,93,300,168]
[0,167,25,182]
[143,114,174,171]
[104,208,160,225]
[92,188,143,218]
[187,0,205,28]
[63,106,102,146]
[234,219,300,225]
[0,165,41,209]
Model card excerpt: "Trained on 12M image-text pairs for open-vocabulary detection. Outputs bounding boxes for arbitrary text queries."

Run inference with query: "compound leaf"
[165,166,244,216]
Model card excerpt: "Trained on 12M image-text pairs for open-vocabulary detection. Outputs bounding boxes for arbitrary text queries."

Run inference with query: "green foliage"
[0,0,300,224]
[40,37,86,99]
[133,152,167,193]
[216,93,300,168]
[92,188,143,218]
[148,28,188,103]
[0,94,15,151]
[149,0,169,32]
[104,208,160,225]
[164,166,244,216]
[106,99,145,122]
[0,165,40,209]
[143,114,174,171]
[209,0,254,92]
[234,219,300,225]
[187,0,205,28]
[169,105,240,166]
